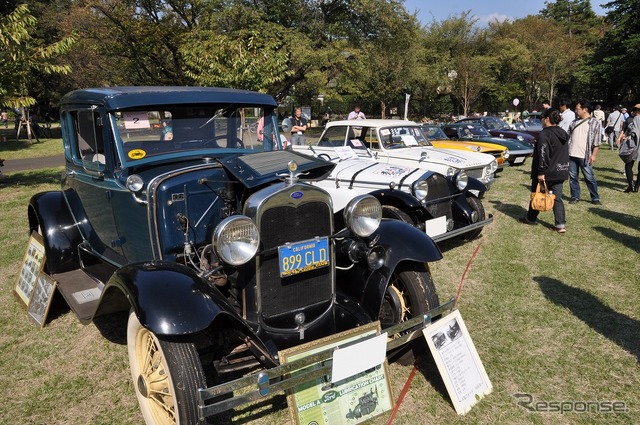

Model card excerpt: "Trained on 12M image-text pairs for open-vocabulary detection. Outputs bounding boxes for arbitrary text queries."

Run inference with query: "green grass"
[0,126,63,160]
[0,149,637,424]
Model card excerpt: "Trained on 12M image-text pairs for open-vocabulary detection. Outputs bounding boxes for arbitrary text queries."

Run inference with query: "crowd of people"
[521,100,640,234]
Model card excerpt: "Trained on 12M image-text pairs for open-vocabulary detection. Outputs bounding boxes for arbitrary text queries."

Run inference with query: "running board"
[53,269,104,323]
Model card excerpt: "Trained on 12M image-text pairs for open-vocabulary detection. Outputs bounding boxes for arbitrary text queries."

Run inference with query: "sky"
[403,0,609,26]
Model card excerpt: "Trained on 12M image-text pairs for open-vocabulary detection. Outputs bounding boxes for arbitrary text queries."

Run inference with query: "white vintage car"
[291,119,498,190]
[309,153,492,242]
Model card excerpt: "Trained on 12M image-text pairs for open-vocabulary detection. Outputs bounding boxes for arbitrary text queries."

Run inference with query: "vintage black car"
[27,87,452,424]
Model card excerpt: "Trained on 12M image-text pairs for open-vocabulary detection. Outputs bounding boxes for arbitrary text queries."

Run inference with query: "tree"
[421,13,495,116]
[0,4,75,108]
[488,16,578,110]
[586,0,640,104]
[539,0,602,45]
[347,0,421,118]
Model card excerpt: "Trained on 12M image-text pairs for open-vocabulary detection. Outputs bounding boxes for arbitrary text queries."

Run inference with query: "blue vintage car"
[27,87,452,424]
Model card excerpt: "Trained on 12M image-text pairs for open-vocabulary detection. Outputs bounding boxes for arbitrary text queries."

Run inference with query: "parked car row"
[25,87,523,424]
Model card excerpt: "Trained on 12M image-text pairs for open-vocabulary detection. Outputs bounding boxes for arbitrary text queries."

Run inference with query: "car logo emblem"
[291,191,303,199]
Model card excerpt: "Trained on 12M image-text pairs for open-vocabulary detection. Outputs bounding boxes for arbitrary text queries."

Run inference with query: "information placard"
[14,232,46,306]
[279,322,393,425]
[423,309,492,415]
[27,272,57,327]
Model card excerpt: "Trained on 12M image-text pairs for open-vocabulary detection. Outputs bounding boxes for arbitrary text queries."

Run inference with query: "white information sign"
[423,309,492,415]
[335,146,359,160]
[123,112,151,130]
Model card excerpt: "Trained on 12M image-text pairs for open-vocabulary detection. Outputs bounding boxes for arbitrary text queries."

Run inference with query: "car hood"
[381,146,492,168]
[220,150,335,188]
[430,140,504,154]
[484,137,533,153]
[329,158,428,188]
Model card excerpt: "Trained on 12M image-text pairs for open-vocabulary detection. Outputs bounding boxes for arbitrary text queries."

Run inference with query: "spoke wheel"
[127,311,207,425]
[464,196,486,239]
[381,205,414,225]
[380,262,439,365]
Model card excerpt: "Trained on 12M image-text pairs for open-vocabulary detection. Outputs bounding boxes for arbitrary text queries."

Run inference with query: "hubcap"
[137,374,149,398]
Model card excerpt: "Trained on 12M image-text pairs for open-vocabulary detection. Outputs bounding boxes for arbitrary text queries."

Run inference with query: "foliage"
[539,0,603,45]
[421,13,495,116]
[4,0,640,117]
[487,16,580,110]
[586,0,640,104]
[0,4,75,108]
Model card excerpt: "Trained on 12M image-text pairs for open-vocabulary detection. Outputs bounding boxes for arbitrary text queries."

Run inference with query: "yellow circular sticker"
[128,149,147,160]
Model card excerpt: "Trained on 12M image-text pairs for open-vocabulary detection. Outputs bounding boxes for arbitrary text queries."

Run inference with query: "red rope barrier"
[454,241,483,309]
[386,364,418,424]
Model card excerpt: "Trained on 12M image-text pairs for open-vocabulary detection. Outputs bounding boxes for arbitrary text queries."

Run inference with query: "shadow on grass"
[593,227,640,253]
[535,276,639,363]
[589,207,640,231]
[0,168,63,187]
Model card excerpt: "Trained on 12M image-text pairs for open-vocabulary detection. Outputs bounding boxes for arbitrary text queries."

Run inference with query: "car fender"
[453,178,486,217]
[340,220,442,318]
[368,189,424,213]
[99,261,262,338]
[28,191,83,273]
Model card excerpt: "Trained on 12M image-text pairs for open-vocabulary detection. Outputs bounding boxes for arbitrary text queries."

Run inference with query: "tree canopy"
[1,0,637,118]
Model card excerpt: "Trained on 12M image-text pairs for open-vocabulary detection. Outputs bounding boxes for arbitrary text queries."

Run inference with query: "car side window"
[318,126,347,147]
[361,128,379,150]
[71,109,105,167]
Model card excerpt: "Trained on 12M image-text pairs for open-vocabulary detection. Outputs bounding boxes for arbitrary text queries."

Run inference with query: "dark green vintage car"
[27,87,452,424]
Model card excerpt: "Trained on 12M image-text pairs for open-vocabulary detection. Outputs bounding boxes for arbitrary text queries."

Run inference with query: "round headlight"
[213,216,260,266]
[455,170,468,191]
[344,195,382,237]
[126,174,144,193]
[413,180,429,201]
[503,149,510,159]
[445,167,455,177]
[517,135,524,141]
[487,159,498,174]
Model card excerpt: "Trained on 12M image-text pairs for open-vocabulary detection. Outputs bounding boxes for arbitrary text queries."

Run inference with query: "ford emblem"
[291,191,303,199]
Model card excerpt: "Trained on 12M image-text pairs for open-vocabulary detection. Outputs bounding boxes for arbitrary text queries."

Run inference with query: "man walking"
[605,106,624,150]
[568,100,602,205]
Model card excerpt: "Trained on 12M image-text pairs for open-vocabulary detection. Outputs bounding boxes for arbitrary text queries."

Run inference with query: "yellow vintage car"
[421,124,507,170]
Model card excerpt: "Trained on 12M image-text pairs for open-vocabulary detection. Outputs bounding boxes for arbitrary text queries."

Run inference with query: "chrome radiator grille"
[423,174,454,219]
[257,198,333,318]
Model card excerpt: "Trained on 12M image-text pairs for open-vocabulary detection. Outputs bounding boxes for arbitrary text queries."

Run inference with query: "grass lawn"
[0,148,637,424]
[0,126,63,160]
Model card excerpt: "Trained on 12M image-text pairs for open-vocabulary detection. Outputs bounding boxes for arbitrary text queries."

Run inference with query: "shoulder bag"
[530,181,556,212]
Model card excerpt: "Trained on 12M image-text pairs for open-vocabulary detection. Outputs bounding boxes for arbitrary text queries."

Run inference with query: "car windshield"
[379,126,431,149]
[484,117,510,130]
[459,125,491,138]
[111,106,280,163]
[422,125,448,140]
[525,115,542,127]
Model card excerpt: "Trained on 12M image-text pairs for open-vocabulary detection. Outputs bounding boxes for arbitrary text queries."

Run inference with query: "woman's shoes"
[624,185,633,193]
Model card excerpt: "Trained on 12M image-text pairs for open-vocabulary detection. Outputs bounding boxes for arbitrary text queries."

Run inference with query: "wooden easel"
[16,108,40,144]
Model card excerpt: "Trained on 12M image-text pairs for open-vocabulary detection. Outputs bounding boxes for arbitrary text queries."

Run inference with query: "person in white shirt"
[559,99,576,134]
[606,106,624,150]
[348,105,366,120]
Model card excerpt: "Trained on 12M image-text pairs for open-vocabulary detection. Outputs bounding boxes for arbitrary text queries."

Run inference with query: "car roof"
[443,123,482,127]
[325,119,420,128]
[60,86,278,110]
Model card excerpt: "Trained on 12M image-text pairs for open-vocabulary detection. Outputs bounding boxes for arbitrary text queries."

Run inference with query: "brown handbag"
[530,181,556,212]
